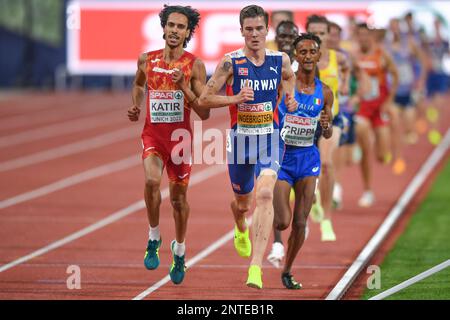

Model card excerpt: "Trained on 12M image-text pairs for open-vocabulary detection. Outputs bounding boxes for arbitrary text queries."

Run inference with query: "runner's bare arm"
[383,50,399,103]
[128,53,147,122]
[172,58,210,120]
[321,83,334,139]
[198,56,253,109]
[337,51,350,95]
[410,40,427,91]
[190,59,210,119]
[352,56,371,99]
[281,52,297,112]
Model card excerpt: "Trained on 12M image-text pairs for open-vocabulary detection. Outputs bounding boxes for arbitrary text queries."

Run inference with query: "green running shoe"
[310,191,324,223]
[310,202,324,223]
[246,265,262,289]
[169,240,186,285]
[281,272,302,290]
[144,238,162,270]
[234,225,252,258]
[320,219,336,242]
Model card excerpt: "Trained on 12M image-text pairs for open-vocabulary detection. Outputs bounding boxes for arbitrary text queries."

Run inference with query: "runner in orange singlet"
[127,5,209,285]
[354,23,399,207]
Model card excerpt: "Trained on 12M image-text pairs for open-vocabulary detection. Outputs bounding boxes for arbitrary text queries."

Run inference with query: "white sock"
[149,225,160,241]
[174,241,185,257]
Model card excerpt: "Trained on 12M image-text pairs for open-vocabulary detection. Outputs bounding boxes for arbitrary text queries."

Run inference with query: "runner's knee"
[274,214,290,231]
[233,200,251,215]
[145,175,161,191]
[321,162,333,176]
[170,194,188,212]
[256,187,273,206]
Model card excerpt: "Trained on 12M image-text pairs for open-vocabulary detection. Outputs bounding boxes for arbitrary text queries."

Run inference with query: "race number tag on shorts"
[281,115,318,147]
[149,90,184,123]
[237,102,273,135]
[363,77,380,101]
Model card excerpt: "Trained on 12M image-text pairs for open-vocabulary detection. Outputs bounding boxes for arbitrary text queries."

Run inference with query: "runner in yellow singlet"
[306,15,349,242]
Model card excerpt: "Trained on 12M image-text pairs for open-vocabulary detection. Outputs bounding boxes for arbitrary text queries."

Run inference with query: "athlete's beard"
[167,42,182,50]
[165,33,184,49]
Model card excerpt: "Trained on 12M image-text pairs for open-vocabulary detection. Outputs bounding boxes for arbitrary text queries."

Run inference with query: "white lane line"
[369,259,450,300]
[18,263,346,270]
[0,117,228,208]
[0,127,138,173]
[0,155,139,210]
[133,216,255,300]
[326,128,450,300]
[0,110,124,149]
[133,229,235,300]
[0,96,118,131]
[0,164,227,273]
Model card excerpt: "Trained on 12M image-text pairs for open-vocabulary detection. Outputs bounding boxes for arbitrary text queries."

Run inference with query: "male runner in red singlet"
[354,23,399,207]
[127,5,209,285]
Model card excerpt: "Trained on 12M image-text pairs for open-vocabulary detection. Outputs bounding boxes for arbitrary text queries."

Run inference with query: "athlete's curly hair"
[293,32,322,49]
[159,5,201,48]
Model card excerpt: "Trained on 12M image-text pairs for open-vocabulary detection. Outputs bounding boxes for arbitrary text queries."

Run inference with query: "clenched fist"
[128,105,141,121]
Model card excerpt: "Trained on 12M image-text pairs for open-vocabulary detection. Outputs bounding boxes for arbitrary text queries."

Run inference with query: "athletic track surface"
[0,92,448,300]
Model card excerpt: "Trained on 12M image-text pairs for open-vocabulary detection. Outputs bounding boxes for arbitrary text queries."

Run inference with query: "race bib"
[237,102,273,135]
[398,62,414,87]
[149,90,184,123]
[363,77,380,101]
[281,114,318,147]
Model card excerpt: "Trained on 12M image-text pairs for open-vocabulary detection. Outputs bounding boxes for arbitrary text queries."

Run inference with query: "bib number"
[363,77,380,101]
[398,63,414,87]
[281,114,318,147]
[149,90,184,123]
[237,102,273,135]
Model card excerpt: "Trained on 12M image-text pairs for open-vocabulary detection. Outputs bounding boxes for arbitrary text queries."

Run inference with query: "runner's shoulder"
[265,48,283,57]
[321,82,334,100]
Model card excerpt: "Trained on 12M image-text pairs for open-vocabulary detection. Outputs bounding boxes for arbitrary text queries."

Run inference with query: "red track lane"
[0,93,448,300]
[0,93,125,135]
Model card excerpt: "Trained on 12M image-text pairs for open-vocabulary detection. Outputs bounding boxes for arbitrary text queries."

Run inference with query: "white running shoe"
[332,183,343,210]
[358,191,375,208]
[267,242,284,268]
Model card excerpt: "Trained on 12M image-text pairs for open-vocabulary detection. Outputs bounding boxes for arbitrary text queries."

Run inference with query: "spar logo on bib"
[285,115,313,125]
[149,91,183,100]
[149,90,184,123]
[237,101,273,135]
[282,114,318,147]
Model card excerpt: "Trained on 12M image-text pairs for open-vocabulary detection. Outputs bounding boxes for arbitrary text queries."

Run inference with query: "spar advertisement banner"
[66,0,450,75]
[66,1,372,75]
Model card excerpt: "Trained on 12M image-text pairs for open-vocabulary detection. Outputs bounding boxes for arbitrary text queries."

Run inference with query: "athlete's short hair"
[293,32,322,49]
[271,10,294,22]
[356,22,370,30]
[306,14,330,32]
[276,20,298,35]
[328,21,342,34]
[239,5,269,28]
[159,5,201,48]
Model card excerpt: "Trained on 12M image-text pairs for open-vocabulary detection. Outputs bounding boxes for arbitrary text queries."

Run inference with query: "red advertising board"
[67,1,370,75]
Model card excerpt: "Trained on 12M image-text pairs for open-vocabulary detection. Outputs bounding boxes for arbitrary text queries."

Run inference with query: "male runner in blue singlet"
[199,5,296,289]
[274,33,334,289]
